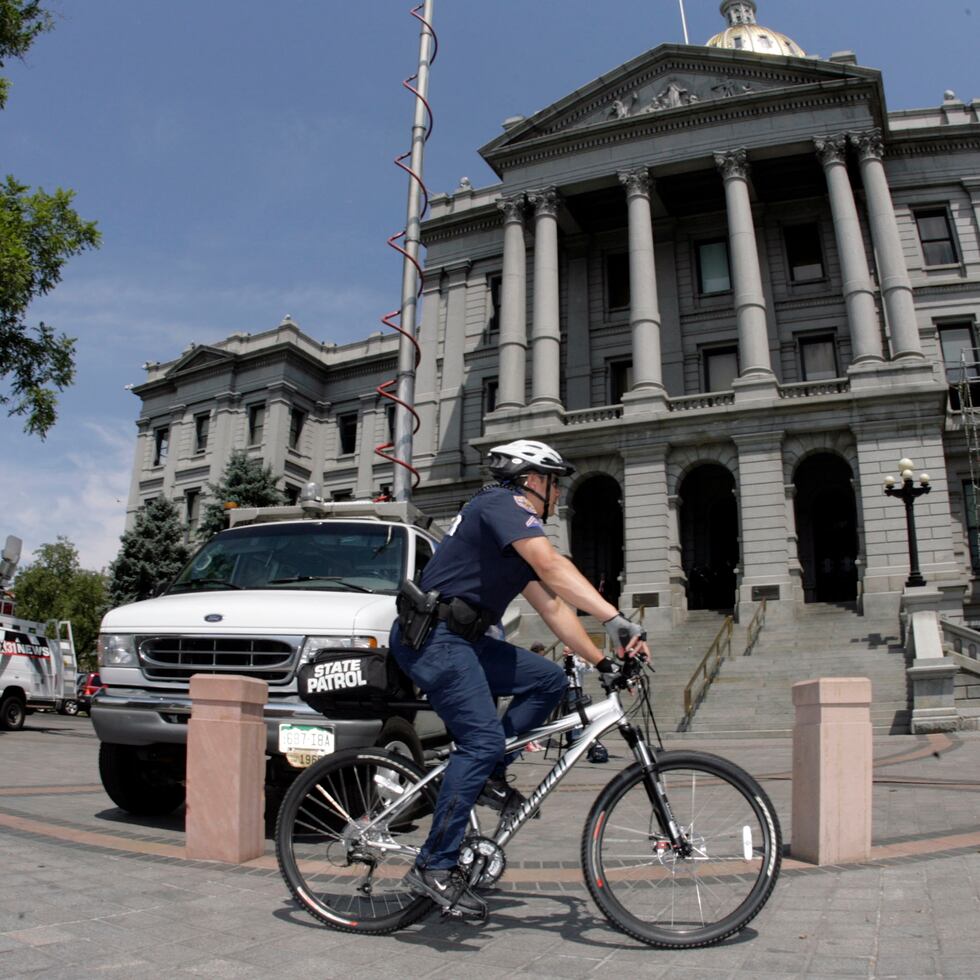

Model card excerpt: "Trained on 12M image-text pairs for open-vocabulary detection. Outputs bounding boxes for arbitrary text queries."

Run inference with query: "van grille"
[137,635,298,683]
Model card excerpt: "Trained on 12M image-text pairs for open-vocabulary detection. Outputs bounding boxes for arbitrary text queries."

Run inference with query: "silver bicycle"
[275,654,782,948]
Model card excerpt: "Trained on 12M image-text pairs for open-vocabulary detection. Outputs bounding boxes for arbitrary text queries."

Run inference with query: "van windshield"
[168,522,407,595]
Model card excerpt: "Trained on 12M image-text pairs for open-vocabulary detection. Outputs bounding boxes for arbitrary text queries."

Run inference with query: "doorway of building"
[794,453,858,603]
[679,464,739,611]
[570,475,623,608]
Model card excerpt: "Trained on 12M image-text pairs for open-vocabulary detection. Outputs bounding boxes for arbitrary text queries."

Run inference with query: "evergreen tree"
[197,449,284,540]
[107,498,190,607]
[12,537,107,666]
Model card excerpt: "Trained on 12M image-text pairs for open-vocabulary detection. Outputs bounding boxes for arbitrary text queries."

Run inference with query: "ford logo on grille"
[204,613,223,623]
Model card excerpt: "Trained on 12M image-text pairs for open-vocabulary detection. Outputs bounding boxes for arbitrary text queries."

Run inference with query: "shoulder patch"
[525,515,543,529]
[512,494,536,514]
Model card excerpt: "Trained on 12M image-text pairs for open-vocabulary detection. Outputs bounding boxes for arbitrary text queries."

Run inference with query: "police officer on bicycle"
[391,438,649,917]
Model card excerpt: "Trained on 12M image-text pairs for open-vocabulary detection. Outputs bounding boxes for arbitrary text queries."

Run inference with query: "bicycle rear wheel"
[275,748,438,934]
[582,750,781,948]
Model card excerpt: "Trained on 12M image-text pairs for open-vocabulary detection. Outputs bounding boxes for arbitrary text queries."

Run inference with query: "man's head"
[487,439,574,520]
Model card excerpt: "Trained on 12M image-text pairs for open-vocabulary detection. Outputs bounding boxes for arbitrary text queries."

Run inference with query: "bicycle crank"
[459,836,506,889]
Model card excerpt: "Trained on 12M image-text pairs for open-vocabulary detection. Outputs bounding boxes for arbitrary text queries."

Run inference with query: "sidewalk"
[1,716,979,978]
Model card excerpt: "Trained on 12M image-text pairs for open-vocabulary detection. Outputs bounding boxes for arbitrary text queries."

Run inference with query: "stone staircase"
[677,603,910,738]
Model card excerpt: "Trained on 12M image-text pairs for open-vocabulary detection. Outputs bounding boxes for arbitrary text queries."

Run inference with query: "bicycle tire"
[581,750,782,949]
[275,748,438,934]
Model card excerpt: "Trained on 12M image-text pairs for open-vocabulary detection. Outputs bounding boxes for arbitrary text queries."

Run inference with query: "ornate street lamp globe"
[706,1,806,58]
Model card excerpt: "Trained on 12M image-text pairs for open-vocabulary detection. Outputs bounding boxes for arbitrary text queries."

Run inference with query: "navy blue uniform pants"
[390,621,567,870]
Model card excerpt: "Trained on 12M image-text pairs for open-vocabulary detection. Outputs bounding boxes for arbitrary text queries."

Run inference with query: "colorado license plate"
[279,724,334,768]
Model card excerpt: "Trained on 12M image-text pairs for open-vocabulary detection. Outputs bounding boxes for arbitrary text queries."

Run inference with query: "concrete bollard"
[185,674,268,863]
[791,677,872,866]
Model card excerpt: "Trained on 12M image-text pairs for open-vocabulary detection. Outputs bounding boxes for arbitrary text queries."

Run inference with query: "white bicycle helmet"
[487,439,574,479]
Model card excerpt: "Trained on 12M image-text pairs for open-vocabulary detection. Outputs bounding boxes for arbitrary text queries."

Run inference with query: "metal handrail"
[743,597,767,657]
[681,615,734,720]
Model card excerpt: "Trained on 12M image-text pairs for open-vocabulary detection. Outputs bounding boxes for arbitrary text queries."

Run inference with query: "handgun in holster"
[396,578,441,651]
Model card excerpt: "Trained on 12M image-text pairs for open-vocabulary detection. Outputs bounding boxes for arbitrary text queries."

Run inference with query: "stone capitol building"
[126,1,980,647]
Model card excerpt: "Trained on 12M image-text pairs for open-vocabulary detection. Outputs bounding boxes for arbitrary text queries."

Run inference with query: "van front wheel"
[98,743,186,815]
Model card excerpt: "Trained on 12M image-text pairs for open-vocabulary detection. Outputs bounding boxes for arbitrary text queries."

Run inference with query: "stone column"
[618,168,666,405]
[436,261,470,468]
[528,187,562,410]
[413,272,443,459]
[733,432,794,623]
[814,135,884,365]
[125,419,152,527]
[851,129,923,358]
[355,394,378,498]
[667,493,687,621]
[496,195,528,410]
[715,149,776,391]
[161,404,186,498]
[210,390,241,484]
[264,383,295,472]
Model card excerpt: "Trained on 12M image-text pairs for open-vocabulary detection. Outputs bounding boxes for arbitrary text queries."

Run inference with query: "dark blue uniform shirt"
[419,485,546,620]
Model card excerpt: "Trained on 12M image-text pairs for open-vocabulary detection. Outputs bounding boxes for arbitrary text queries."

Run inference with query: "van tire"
[0,693,26,730]
[376,717,423,766]
[99,743,186,816]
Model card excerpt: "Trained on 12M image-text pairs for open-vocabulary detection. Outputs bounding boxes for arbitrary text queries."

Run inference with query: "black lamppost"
[883,457,931,588]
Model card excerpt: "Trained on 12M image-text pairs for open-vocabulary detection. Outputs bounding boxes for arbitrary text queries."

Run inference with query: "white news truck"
[92,497,458,816]
[1,536,78,729]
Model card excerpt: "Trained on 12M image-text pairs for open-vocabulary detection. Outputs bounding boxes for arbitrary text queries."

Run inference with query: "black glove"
[595,657,621,675]
[602,612,645,649]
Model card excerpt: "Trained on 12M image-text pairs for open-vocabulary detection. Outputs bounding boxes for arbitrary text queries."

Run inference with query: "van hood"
[101,589,396,636]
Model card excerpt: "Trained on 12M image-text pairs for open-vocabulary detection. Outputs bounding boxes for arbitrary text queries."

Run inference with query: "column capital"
[714,147,749,180]
[850,128,884,162]
[527,186,560,217]
[618,167,652,198]
[814,134,848,166]
[497,193,526,223]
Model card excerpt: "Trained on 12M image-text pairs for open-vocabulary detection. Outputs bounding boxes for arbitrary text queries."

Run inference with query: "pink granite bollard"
[791,677,873,866]
[185,674,268,863]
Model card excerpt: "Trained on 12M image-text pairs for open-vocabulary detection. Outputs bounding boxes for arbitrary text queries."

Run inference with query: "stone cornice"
[486,87,875,175]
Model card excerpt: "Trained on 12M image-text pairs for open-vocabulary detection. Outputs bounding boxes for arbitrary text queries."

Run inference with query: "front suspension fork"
[620,725,692,857]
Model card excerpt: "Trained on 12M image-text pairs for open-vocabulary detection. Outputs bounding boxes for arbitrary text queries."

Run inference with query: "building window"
[784,223,825,282]
[697,240,731,295]
[606,252,630,312]
[608,360,633,404]
[153,427,169,466]
[938,322,978,384]
[247,404,265,446]
[283,484,300,505]
[386,403,396,440]
[487,273,502,334]
[288,408,306,450]
[338,412,358,455]
[185,488,200,539]
[799,335,838,381]
[332,488,353,501]
[964,482,980,573]
[914,207,959,266]
[193,413,210,453]
[704,346,739,392]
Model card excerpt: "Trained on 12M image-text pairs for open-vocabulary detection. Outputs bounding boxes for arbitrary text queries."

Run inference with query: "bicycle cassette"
[458,836,506,889]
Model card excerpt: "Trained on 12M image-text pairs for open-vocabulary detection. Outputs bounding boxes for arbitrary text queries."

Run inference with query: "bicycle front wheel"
[275,748,438,934]
[582,750,782,949]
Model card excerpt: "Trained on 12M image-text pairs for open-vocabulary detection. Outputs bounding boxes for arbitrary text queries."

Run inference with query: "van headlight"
[97,633,137,666]
[299,634,378,664]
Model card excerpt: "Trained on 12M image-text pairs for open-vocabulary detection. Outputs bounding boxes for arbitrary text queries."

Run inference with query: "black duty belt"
[436,597,498,643]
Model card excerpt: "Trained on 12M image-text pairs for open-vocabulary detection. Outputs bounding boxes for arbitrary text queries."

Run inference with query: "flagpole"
[678,0,690,44]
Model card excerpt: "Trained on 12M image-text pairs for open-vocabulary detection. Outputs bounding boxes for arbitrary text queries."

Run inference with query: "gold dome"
[706,1,806,58]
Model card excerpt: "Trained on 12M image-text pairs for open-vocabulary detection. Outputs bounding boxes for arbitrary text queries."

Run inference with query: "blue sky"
[2,0,977,573]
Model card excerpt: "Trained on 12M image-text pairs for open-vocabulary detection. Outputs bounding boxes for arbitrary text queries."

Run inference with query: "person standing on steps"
[390,438,649,918]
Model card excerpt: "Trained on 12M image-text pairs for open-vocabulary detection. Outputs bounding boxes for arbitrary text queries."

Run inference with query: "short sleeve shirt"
[419,485,546,619]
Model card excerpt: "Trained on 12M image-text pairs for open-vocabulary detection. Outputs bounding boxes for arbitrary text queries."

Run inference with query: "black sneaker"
[404,865,487,919]
[477,775,539,820]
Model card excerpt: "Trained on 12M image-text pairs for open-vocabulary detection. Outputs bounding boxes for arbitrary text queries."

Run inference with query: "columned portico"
[528,187,562,411]
[814,135,884,365]
[851,129,924,359]
[715,149,776,391]
[413,272,443,459]
[496,195,528,410]
[618,168,667,409]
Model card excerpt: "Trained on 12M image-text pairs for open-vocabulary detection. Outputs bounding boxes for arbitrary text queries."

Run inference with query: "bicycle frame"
[358,678,679,857]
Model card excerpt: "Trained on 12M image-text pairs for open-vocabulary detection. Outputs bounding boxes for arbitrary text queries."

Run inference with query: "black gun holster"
[396,579,441,651]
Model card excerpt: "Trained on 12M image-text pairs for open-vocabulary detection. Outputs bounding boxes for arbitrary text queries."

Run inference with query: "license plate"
[279,724,334,768]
